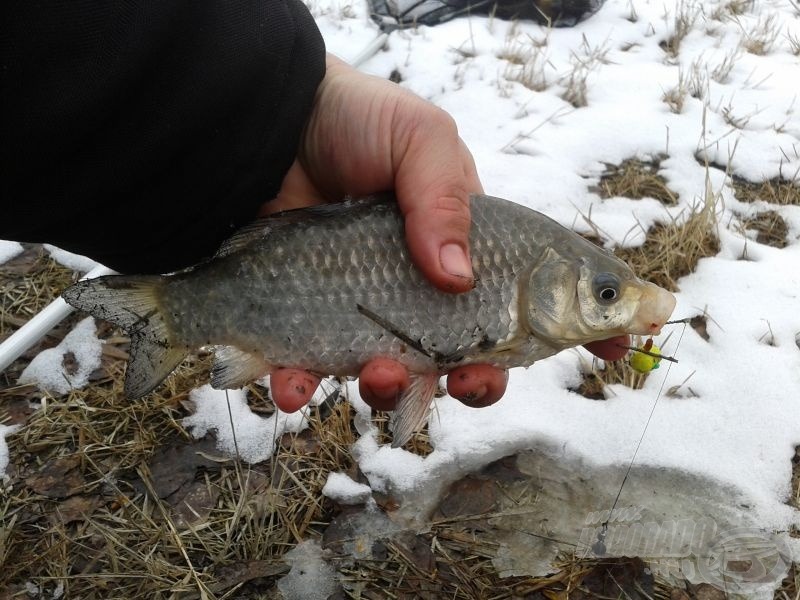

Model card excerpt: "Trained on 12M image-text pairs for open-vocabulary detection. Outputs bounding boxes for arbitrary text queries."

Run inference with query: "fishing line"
[592,320,689,556]
[225,389,242,461]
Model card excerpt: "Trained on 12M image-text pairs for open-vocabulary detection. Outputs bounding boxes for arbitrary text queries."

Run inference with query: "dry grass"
[0,219,793,599]
[498,29,551,93]
[1,362,358,597]
[788,31,800,56]
[731,175,800,206]
[731,175,799,252]
[594,157,679,205]
[741,13,782,55]
[615,196,719,292]
[560,36,610,109]
[662,60,709,113]
[593,156,719,293]
[660,0,701,59]
[571,356,646,400]
[739,210,789,249]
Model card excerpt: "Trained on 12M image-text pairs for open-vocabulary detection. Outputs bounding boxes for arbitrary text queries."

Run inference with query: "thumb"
[393,104,483,294]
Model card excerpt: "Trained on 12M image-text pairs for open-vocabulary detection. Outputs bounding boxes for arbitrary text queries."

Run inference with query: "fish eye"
[593,272,620,304]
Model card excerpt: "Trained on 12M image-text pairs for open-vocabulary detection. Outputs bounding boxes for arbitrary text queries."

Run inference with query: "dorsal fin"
[214,195,395,257]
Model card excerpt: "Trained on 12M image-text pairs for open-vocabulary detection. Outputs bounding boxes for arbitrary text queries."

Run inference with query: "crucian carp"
[63,194,676,446]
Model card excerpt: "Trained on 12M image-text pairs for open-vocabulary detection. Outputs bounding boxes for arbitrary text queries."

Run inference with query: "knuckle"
[431,193,471,225]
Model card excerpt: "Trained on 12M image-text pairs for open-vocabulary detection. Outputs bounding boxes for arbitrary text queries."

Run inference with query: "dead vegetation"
[1,358,358,597]
[594,156,678,205]
[731,175,800,206]
[571,356,642,400]
[739,210,789,248]
[740,13,782,55]
[0,192,790,600]
[591,156,718,292]
[616,198,719,292]
[660,1,701,59]
[730,175,799,250]
[559,36,610,109]
[498,30,551,93]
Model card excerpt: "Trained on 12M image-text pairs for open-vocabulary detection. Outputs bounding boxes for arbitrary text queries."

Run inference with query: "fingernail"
[440,243,473,279]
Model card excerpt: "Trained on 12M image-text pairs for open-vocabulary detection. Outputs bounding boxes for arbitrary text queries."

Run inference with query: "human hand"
[262,54,507,413]
[263,55,627,414]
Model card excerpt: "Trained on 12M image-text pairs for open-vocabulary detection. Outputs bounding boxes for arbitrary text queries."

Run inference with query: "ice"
[277,540,339,600]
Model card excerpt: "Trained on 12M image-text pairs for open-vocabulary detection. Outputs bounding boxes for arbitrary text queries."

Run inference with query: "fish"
[62,193,676,447]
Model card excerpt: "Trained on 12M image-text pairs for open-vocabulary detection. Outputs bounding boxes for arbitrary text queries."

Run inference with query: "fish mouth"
[628,282,677,336]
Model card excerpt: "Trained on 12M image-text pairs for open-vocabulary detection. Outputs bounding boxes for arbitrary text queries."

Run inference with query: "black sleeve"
[1,0,325,274]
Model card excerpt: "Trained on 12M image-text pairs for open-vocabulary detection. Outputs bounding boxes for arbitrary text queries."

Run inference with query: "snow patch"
[0,425,19,481]
[43,244,98,273]
[321,471,372,504]
[182,385,308,463]
[0,240,24,264]
[18,317,103,395]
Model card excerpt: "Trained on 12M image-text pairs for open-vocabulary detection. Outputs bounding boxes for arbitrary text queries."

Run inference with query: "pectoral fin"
[211,346,270,389]
[390,373,439,448]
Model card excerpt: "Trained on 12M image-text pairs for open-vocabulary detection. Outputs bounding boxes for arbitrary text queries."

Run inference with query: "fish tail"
[390,373,439,448]
[62,275,187,398]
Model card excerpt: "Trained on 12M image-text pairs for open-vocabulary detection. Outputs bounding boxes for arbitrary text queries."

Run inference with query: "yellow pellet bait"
[629,339,662,373]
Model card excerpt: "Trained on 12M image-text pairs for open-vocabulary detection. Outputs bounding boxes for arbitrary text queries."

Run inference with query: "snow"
[314,0,800,516]
[0,425,17,482]
[321,471,373,504]
[6,0,800,593]
[43,244,99,273]
[182,385,309,462]
[0,240,24,264]
[234,0,800,592]
[18,317,103,396]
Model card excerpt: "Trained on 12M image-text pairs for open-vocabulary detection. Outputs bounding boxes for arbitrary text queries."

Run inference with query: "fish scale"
[62,193,676,446]
[160,196,540,375]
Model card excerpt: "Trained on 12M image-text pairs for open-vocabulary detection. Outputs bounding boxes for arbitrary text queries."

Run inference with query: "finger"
[261,160,327,217]
[458,138,484,195]
[446,364,508,408]
[358,358,410,411]
[270,368,321,412]
[583,335,631,361]
[393,104,482,294]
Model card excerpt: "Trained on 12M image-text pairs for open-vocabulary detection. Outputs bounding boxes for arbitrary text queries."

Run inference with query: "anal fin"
[211,346,270,389]
[390,373,439,448]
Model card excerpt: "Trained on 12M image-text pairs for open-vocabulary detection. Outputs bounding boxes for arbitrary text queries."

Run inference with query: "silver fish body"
[63,194,676,445]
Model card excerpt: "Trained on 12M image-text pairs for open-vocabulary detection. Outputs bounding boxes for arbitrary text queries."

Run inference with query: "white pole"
[350,32,390,69]
[0,264,115,374]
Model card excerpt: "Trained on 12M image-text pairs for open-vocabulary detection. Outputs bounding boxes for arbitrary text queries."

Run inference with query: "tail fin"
[62,275,188,398]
